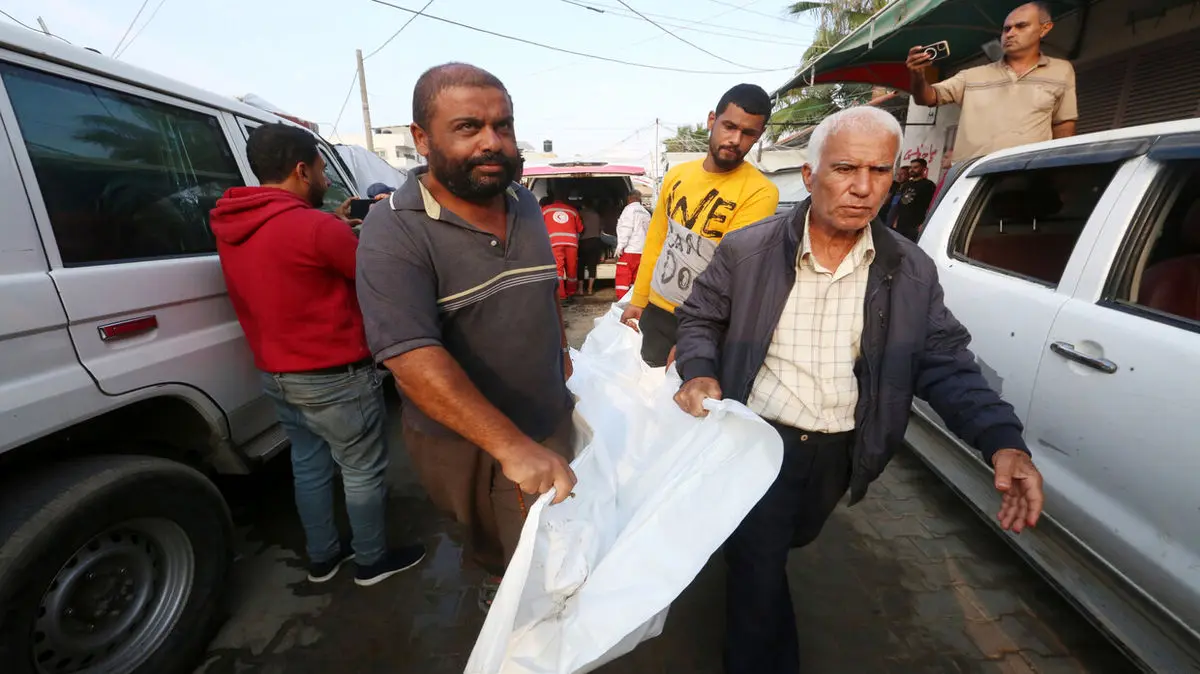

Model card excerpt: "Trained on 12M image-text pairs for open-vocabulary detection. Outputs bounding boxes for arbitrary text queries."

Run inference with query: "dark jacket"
[675,199,1028,504]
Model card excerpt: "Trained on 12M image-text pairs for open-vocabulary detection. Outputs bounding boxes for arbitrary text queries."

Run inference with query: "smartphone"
[348,198,374,220]
[922,40,951,62]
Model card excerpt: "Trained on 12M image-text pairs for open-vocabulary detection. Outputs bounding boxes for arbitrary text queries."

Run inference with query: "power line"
[0,9,70,42]
[367,0,794,75]
[593,120,659,155]
[330,0,435,140]
[530,0,796,78]
[112,0,151,56]
[567,0,811,41]
[702,0,793,22]
[561,0,605,12]
[329,71,361,142]
[115,0,169,59]
[0,9,38,32]
[613,0,761,70]
[546,10,804,49]
[364,0,435,59]
[558,0,810,45]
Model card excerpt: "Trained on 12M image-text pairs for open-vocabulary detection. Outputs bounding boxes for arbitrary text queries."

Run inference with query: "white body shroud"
[466,304,784,674]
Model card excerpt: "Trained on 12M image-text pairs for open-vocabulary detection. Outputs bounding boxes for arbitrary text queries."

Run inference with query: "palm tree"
[769,0,893,140]
[788,1,887,51]
[664,124,710,153]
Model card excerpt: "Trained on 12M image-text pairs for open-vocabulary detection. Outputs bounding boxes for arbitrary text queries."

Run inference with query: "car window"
[239,119,355,208]
[1,63,244,266]
[924,156,980,228]
[949,162,1121,286]
[1105,159,1200,329]
[317,145,354,209]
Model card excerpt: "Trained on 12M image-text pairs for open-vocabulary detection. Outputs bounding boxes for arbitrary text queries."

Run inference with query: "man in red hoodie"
[210,123,424,587]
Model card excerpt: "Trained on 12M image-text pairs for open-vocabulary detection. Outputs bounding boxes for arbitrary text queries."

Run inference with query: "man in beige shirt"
[671,106,1046,674]
[907,1,1077,161]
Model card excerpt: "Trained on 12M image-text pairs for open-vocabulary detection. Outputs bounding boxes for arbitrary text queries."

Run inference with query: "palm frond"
[787,1,825,16]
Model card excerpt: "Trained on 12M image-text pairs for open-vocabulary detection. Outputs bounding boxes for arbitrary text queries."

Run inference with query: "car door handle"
[98,315,159,342]
[1049,341,1118,374]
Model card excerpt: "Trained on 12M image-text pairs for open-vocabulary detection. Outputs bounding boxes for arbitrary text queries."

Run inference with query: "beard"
[428,144,521,203]
[307,181,327,208]
[709,135,746,171]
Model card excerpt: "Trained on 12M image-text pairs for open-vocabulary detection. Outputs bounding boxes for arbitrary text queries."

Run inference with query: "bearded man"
[354,63,578,612]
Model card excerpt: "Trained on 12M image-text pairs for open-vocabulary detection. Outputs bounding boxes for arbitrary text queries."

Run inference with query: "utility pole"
[36,17,51,35]
[654,118,660,183]
[356,49,375,153]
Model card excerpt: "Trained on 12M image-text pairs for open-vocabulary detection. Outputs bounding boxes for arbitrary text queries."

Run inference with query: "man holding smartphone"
[211,123,425,587]
[906,1,1077,162]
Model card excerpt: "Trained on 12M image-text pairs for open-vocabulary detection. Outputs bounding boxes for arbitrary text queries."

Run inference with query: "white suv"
[0,25,358,674]
[908,120,1200,672]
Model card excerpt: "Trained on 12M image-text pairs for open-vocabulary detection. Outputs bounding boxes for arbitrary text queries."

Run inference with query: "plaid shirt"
[747,211,875,432]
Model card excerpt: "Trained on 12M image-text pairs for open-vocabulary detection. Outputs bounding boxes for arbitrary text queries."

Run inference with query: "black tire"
[0,455,233,674]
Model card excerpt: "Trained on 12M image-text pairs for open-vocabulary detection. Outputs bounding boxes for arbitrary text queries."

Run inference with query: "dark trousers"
[639,303,677,367]
[579,237,605,280]
[402,415,576,576]
[724,424,854,674]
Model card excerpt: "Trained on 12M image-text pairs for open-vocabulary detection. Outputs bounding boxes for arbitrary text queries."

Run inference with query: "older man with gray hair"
[672,105,1046,673]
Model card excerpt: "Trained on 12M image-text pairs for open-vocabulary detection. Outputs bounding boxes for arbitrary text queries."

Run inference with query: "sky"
[3,0,817,169]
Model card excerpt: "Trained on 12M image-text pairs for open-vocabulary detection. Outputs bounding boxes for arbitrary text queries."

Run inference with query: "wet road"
[196,291,1137,674]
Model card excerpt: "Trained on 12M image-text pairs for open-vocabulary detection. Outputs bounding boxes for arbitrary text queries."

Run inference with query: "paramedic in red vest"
[542,194,584,299]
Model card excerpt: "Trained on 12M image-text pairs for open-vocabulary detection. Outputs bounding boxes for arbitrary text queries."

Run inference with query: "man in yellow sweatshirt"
[621,84,780,366]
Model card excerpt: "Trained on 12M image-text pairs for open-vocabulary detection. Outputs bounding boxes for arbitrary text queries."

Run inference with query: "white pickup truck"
[908,119,1200,672]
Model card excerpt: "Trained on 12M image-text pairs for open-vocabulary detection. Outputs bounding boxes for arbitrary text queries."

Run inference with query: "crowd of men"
[205,2,1066,669]
[879,157,936,242]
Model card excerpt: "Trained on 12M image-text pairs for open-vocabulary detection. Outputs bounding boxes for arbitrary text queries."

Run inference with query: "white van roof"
[0,22,291,127]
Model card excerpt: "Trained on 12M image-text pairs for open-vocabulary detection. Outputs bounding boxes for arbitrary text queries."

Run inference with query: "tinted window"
[950,162,1119,286]
[317,146,353,210]
[2,64,243,266]
[1110,161,1200,327]
[242,119,352,208]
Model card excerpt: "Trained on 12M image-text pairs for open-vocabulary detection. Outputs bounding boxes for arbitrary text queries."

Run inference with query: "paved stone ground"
[196,289,1137,674]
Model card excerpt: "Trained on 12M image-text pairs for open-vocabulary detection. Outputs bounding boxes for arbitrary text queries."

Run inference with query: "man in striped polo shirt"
[356,63,577,611]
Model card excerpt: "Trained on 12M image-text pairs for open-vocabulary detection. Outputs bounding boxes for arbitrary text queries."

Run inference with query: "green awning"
[774,0,1088,95]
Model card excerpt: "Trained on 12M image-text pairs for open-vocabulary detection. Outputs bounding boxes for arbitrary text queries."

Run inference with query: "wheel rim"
[32,519,194,674]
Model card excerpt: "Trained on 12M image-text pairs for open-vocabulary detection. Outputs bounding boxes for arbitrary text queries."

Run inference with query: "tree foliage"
[664,123,709,153]
[769,0,892,140]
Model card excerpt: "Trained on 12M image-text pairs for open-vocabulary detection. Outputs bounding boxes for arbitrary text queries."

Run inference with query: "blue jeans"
[262,365,389,567]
